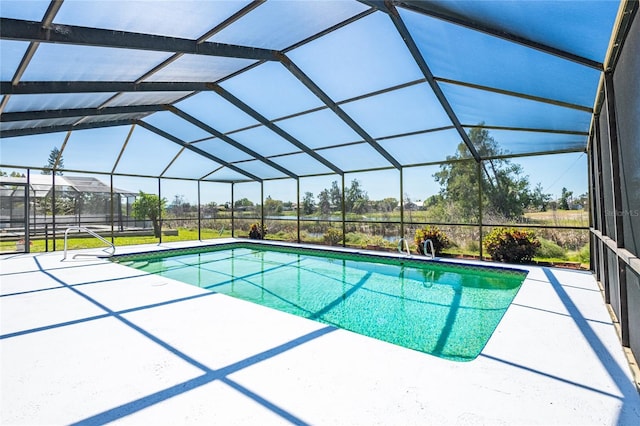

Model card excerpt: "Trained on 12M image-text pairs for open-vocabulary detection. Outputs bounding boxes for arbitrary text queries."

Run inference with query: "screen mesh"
[607,248,621,319]
[598,106,616,239]
[627,267,640,359]
[613,12,640,258]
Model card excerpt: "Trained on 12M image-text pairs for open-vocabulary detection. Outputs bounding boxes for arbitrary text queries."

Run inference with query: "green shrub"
[249,222,267,239]
[344,232,368,247]
[536,238,567,260]
[484,228,541,263]
[323,228,342,245]
[578,244,590,264]
[366,235,389,248]
[414,226,451,256]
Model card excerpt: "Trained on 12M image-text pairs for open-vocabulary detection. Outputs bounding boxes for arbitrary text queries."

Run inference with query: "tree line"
[425,127,584,223]
[3,129,586,238]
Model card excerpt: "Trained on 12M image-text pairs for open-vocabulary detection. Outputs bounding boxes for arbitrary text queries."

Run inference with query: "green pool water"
[115,244,527,361]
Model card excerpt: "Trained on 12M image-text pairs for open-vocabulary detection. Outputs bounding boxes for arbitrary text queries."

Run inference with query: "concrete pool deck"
[1,239,639,425]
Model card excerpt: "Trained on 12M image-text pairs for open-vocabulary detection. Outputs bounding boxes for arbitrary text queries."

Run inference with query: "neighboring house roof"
[0,175,136,197]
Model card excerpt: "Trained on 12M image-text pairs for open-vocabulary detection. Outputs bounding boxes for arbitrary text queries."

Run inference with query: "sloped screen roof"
[0,0,620,182]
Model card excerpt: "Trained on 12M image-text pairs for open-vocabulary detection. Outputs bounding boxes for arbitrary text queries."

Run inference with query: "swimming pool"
[115,243,527,361]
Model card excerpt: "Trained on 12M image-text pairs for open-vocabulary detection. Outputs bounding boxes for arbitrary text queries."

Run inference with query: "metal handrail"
[398,238,410,255]
[423,269,435,288]
[423,239,436,259]
[62,226,115,261]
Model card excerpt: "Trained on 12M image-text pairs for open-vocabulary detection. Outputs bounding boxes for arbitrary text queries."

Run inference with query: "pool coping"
[2,238,640,425]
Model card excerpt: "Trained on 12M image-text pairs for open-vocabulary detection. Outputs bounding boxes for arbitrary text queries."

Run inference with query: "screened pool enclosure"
[1,1,639,362]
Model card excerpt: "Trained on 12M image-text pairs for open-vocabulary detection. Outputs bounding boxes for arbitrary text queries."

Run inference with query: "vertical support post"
[25,170,31,252]
[618,254,629,348]
[399,167,405,240]
[594,116,609,299]
[52,173,56,251]
[588,139,595,231]
[588,137,597,276]
[197,180,202,241]
[54,131,70,252]
[118,195,123,232]
[158,178,162,244]
[296,178,301,243]
[30,169,37,247]
[231,183,235,238]
[604,71,628,346]
[10,182,15,232]
[341,174,346,247]
[477,161,483,260]
[604,72,625,247]
[260,181,265,239]
[110,174,115,244]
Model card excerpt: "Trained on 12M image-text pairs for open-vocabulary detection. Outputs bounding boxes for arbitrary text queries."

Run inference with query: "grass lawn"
[0,228,234,253]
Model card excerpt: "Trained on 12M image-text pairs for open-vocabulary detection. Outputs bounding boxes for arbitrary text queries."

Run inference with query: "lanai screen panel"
[22,44,173,82]
[59,126,131,174]
[0,0,622,181]
[378,129,463,166]
[400,9,602,107]
[317,143,392,171]
[230,126,301,158]
[192,139,255,164]
[208,0,370,50]
[204,167,253,183]
[174,92,260,135]
[233,160,289,180]
[113,126,183,177]
[54,0,252,39]
[287,11,426,102]
[0,132,67,169]
[413,0,617,62]
[1,40,29,79]
[0,0,49,20]
[276,109,362,150]
[220,62,325,120]
[105,92,193,108]
[269,152,334,176]
[467,129,588,158]
[441,83,593,133]
[4,93,117,113]
[1,117,78,133]
[143,112,212,143]
[613,10,640,257]
[146,55,257,83]
[162,149,224,180]
[340,83,453,139]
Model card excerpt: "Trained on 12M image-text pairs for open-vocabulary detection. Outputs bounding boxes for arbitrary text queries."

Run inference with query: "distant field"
[524,209,589,227]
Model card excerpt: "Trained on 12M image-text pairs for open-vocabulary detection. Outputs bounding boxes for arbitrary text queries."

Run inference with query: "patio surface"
[1,239,639,425]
